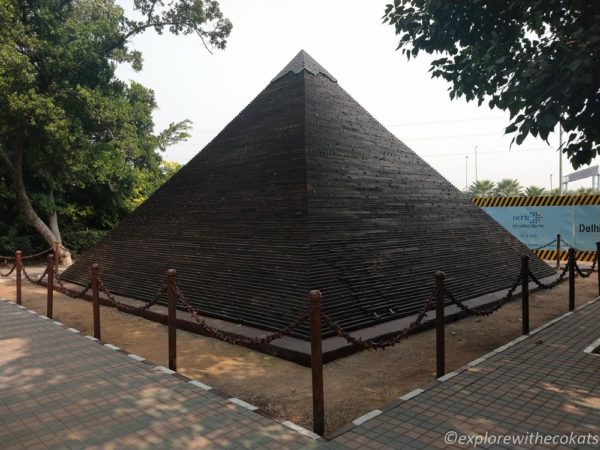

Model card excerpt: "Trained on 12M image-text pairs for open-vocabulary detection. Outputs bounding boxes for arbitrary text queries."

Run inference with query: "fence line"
[4,239,599,437]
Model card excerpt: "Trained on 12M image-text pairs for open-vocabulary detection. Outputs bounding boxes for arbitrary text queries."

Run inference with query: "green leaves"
[383,0,600,168]
[0,0,231,246]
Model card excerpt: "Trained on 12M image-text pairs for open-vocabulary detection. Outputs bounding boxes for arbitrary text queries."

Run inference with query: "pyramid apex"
[272,50,337,83]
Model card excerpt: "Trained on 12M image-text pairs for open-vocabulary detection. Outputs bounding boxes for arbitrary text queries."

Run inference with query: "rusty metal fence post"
[309,290,325,436]
[556,234,561,270]
[568,248,575,311]
[435,271,445,379]
[92,264,100,340]
[15,250,22,305]
[167,269,177,371]
[521,255,529,335]
[54,241,60,270]
[597,241,600,296]
[46,255,54,319]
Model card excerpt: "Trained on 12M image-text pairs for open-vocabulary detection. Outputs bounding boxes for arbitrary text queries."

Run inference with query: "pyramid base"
[48,269,563,367]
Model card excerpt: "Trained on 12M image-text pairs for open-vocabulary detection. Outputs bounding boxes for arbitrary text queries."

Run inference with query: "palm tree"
[546,188,576,196]
[495,179,523,197]
[576,187,599,195]
[467,179,496,198]
[546,188,561,196]
[525,186,546,197]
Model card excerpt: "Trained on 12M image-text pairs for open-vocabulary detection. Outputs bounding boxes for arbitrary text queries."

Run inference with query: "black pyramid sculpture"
[63,50,555,339]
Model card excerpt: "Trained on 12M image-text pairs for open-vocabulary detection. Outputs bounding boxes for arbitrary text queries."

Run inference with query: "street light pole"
[474,145,478,182]
[559,125,563,195]
[550,174,553,191]
[465,155,469,189]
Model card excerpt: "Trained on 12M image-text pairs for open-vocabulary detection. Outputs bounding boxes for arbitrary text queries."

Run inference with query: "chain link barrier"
[0,263,16,278]
[53,268,71,290]
[4,239,598,353]
[321,289,437,350]
[174,283,309,346]
[0,247,53,261]
[559,237,573,249]
[21,265,49,285]
[445,274,522,317]
[62,282,92,299]
[528,264,569,290]
[574,259,597,279]
[531,238,557,251]
[98,277,167,314]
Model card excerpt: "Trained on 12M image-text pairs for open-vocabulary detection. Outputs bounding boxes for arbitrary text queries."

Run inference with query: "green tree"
[495,179,523,197]
[383,1,600,168]
[547,188,562,196]
[466,179,496,198]
[575,187,599,195]
[525,186,547,197]
[0,0,231,263]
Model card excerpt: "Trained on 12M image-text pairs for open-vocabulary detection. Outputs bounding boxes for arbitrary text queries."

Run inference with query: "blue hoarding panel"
[482,205,599,251]
[574,205,600,250]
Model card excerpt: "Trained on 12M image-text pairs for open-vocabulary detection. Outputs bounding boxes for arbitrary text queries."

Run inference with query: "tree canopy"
[0,0,231,258]
[465,179,598,198]
[383,1,600,168]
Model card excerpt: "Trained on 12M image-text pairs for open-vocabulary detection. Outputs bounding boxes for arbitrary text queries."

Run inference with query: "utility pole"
[550,174,553,191]
[559,124,563,195]
[474,145,478,182]
[465,155,469,189]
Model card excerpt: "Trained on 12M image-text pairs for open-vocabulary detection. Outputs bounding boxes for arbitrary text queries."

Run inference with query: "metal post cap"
[166,269,177,277]
[91,263,99,271]
[308,290,322,302]
[15,250,22,255]
[434,271,445,279]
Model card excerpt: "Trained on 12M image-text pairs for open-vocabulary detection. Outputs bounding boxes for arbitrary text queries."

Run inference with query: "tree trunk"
[13,131,55,244]
[12,130,71,264]
[48,191,73,267]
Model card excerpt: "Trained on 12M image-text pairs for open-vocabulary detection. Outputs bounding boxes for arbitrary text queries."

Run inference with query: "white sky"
[116,0,598,192]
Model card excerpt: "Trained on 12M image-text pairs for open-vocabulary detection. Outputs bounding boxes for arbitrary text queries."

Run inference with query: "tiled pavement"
[332,298,600,449]
[1,296,600,449]
[0,299,319,449]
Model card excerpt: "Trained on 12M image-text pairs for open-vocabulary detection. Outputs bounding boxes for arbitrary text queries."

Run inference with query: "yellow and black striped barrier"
[473,194,600,208]
[534,249,596,262]
[473,194,600,261]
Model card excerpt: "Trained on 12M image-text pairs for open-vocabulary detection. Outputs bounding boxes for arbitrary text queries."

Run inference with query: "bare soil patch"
[1,266,597,435]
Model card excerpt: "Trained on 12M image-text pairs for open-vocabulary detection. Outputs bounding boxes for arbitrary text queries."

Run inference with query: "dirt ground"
[1,264,598,435]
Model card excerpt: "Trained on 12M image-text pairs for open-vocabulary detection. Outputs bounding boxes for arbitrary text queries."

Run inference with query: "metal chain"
[559,237,574,249]
[174,284,309,346]
[54,270,65,288]
[574,259,597,279]
[445,274,522,317]
[531,238,557,251]
[56,281,92,299]
[98,277,167,314]
[0,263,16,278]
[557,237,588,254]
[22,248,54,260]
[0,247,53,261]
[321,289,437,350]
[528,264,569,289]
[21,265,49,285]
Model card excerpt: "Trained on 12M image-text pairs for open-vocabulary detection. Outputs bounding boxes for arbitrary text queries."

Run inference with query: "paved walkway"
[333,297,600,449]
[0,299,318,449]
[1,294,600,449]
